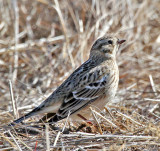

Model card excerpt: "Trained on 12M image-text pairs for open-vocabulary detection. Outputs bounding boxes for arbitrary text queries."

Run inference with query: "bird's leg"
[77,114,93,125]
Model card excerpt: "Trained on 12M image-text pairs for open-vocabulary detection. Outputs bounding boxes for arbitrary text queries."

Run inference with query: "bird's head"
[90,36,125,59]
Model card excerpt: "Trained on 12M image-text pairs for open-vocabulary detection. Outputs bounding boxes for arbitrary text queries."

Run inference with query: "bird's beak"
[117,39,126,44]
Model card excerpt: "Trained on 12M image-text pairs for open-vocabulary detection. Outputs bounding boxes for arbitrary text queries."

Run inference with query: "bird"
[9,36,125,126]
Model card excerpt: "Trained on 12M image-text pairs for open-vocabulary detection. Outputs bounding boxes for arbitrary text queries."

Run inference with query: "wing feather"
[50,73,109,121]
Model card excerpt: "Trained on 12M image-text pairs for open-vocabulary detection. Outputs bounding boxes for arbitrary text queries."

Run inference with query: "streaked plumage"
[10,36,125,125]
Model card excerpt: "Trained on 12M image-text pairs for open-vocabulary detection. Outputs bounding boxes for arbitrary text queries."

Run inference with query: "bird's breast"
[104,61,119,99]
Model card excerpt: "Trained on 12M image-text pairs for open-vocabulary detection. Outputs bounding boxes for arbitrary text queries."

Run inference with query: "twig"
[144,98,160,102]
[9,80,17,119]
[62,133,158,139]
[53,0,69,58]
[104,106,115,119]
[90,107,103,135]
[66,0,79,32]
[0,35,75,54]
[8,130,22,151]
[149,75,157,96]
[62,111,71,133]
[89,108,118,128]
[16,136,32,151]
[53,131,61,147]
[0,105,34,115]
[128,90,160,94]
[59,134,158,146]
[45,124,50,151]
[12,0,19,84]
[116,111,145,126]
[0,132,17,148]
[0,147,14,151]
[53,111,71,147]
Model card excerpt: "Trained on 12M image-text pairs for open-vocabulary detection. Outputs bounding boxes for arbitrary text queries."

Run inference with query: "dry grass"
[0,0,160,150]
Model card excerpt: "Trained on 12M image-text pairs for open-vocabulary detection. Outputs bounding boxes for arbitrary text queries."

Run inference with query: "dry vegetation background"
[0,0,160,150]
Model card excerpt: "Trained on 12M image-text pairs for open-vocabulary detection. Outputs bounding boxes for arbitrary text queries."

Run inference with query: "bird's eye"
[108,40,113,44]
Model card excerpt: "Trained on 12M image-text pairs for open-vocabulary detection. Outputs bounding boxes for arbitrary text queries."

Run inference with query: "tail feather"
[8,94,57,126]
[9,106,41,126]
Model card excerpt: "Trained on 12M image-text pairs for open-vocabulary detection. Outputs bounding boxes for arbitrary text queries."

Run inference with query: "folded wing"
[48,74,109,122]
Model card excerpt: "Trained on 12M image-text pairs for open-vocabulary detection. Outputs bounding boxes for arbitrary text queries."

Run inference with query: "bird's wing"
[48,67,110,122]
[52,58,108,96]
[30,59,99,111]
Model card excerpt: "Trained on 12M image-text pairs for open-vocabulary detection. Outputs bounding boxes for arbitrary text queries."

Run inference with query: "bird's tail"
[9,106,42,126]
